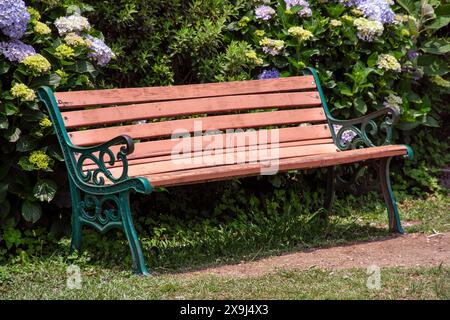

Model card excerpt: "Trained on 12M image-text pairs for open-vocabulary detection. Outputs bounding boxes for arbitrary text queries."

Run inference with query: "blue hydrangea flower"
[0,39,36,62]
[86,35,114,67]
[340,0,395,24]
[357,0,395,24]
[258,68,280,80]
[0,0,30,39]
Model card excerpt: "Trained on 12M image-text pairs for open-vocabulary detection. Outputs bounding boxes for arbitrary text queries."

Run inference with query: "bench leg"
[69,180,83,254]
[118,192,150,276]
[68,179,150,275]
[378,157,404,234]
[324,166,336,213]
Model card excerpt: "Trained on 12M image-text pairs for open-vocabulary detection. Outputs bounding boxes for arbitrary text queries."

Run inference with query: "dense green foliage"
[87,0,259,86]
[0,0,448,259]
[238,1,449,120]
[0,0,113,254]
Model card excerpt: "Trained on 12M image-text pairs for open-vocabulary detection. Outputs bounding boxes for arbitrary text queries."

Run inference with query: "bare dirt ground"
[182,232,450,278]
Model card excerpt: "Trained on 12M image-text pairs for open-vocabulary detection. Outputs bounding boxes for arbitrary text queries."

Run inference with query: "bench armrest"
[68,135,152,195]
[328,106,400,150]
[301,68,400,151]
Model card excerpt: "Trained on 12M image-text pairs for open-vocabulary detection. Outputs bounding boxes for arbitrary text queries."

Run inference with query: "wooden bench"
[37,68,413,275]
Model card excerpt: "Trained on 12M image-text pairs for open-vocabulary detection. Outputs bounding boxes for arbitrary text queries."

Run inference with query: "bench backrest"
[41,70,334,150]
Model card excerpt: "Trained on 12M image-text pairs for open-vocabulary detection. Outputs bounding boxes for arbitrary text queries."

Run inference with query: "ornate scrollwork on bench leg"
[77,192,123,233]
[68,137,151,275]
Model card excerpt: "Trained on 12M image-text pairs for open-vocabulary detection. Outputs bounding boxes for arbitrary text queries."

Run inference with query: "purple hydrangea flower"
[284,0,312,17]
[258,68,280,80]
[401,65,422,80]
[0,0,30,39]
[407,50,419,60]
[340,0,362,7]
[86,36,114,67]
[0,39,36,62]
[255,5,276,21]
[333,124,357,145]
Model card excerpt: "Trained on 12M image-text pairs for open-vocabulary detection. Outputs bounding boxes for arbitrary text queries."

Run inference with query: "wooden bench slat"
[123,125,331,160]
[107,143,338,178]
[128,126,331,160]
[55,76,316,108]
[144,145,408,187]
[79,125,332,169]
[83,138,335,171]
[68,108,327,146]
[62,92,321,129]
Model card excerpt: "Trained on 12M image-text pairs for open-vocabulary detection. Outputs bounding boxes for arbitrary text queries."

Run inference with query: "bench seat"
[89,143,407,187]
[136,144,408,187]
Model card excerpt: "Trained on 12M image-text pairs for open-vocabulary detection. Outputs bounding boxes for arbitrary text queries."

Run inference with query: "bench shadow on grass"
[79,208,400,275]
[150,225,399,275]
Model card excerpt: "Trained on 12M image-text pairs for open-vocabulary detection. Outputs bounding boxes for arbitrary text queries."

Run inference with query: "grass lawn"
[0,195,448,300]
[0,263,448,299]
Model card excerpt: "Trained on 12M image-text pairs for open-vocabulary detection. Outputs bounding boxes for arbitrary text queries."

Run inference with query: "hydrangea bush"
[233,0,449,193]
[0,0,114,252]
[235,0,449,124]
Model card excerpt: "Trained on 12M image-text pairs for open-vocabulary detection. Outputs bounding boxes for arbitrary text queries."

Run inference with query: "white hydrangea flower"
[353,18,384,42]
[288,26,314,40]
[377,54,401,72]
[54,14,90,35]
[259,37,285,56]
[383,94,402,112]
[330,19,343,27]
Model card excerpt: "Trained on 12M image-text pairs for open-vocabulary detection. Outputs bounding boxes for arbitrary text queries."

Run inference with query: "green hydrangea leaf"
[0,182,8,203]
[21,200,42,223]
[16,136,39,152]
[0,115,8,129]
[33,179,57,202]
[354,97,367,115]
[4,127,21,143]
[421,39,450,55]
